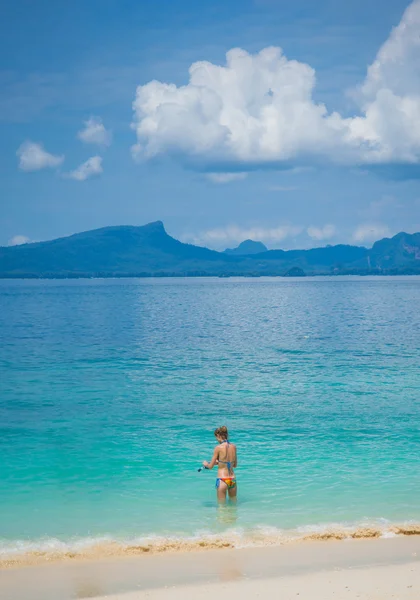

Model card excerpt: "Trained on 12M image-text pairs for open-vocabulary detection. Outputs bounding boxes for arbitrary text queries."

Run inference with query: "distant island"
[1,221,420,278]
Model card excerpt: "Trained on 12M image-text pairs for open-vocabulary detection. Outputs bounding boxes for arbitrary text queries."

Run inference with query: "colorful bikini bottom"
[216,477,236,489]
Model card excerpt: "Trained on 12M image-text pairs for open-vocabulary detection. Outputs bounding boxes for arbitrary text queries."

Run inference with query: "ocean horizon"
[1,276,420,562]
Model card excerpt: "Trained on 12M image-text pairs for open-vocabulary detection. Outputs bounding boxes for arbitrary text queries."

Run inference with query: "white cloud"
[206,172,248,183]
[132,46,338,165]
[183,224,303,248]
[352,223,391,244]
[132,1,420,169]
[346,0,420,163]
[307,224,336,240]
[7,235,31,246]
[17,141,64,171]
[77,117,112,146]
[67,156,103,181]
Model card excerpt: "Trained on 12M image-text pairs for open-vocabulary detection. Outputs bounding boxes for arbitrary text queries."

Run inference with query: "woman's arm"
[202,446,219,470]
[233,445,238,468]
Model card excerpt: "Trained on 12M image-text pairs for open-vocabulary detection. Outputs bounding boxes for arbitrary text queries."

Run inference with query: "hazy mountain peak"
[224,239,268,255]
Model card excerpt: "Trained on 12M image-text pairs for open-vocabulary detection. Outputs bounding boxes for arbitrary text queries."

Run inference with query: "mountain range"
[1,221,420,278]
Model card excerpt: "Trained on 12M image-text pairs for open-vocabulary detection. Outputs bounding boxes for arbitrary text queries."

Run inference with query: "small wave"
[2,521,420,569]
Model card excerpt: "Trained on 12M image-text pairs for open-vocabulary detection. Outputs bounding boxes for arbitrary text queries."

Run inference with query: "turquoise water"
[1,277,420,555]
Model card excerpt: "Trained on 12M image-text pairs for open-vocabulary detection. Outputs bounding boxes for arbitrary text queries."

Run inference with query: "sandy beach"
[1,536,420,600]
[102,562,420,600]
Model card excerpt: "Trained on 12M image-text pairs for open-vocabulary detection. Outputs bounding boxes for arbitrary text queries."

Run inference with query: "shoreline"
[2,274,420,281]
[1,537,420,600]
[2,523,420,570]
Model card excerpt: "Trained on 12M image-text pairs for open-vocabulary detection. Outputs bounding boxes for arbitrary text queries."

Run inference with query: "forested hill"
[1,221,419,277]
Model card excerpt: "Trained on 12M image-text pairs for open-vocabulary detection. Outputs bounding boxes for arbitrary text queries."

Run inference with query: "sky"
[1,0,420,250]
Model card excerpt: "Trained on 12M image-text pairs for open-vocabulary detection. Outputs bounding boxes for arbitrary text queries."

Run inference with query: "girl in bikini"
[202,426,237,503]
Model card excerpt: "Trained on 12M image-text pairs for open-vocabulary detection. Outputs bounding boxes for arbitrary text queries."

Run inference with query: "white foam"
[1,519,420,560]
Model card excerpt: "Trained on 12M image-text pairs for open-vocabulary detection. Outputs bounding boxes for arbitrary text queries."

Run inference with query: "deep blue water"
[1,277,420,554]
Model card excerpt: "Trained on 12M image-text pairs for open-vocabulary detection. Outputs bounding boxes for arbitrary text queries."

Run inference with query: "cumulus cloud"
[132,46,338,165]
[307,224,336,240]
[67,156,103,181]
[183,224,303,248]
[17,141,64,171]
[347,0,420,164]
[132,1,420,169]
[7,235,31,246]
[352,223,391,244]
[77,117,112,146]
[206,172,248,183]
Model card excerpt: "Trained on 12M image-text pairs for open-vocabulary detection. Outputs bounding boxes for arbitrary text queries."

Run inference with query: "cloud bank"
[17,141,64,171]
[132,1,420,169]
[352,223,391,243]
[307,224,336,241]
[183,224,303,247]
[67,156,103,181]
[77,117,112,146]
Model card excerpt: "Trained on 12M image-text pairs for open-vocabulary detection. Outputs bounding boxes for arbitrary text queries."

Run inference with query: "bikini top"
[218,440,234,475]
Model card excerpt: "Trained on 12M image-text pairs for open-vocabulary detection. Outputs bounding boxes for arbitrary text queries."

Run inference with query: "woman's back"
[217,441,236,477]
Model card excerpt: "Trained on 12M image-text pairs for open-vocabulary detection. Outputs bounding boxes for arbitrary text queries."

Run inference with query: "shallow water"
[1,277,420,556]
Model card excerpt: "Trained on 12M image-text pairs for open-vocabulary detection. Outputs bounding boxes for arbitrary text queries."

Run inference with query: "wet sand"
[1,536,420,600]
[2,523,420,570]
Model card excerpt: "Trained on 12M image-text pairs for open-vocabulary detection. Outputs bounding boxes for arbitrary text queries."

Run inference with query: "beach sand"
[1,537,420,600]
[102,561,420,600]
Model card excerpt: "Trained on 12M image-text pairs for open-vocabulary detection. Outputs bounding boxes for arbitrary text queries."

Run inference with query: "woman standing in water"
[202,426,237,503]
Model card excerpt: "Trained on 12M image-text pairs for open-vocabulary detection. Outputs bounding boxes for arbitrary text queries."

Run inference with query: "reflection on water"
[217,502,238,527]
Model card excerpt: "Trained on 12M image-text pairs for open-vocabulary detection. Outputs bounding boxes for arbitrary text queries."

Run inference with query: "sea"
[1,276,420,560]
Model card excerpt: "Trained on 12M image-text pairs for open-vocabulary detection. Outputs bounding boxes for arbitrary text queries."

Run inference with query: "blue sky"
[1,0,419,249]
